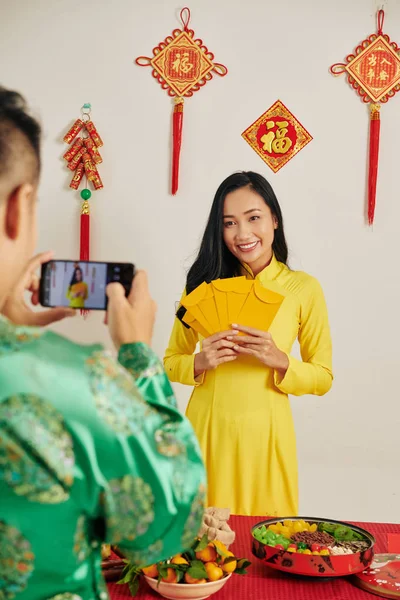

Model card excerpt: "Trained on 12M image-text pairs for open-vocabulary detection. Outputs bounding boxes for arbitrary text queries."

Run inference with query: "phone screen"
[40,261,135,310]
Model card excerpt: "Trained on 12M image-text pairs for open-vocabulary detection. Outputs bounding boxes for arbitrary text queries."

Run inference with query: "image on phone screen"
[40,261,134,310]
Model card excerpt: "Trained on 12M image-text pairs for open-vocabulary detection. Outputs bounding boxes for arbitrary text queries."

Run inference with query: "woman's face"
[76,269,82,282]
[223,187,277,275]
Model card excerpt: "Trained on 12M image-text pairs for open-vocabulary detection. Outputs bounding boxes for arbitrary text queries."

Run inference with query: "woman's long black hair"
[177,171,288,325]
[69,266,83,289]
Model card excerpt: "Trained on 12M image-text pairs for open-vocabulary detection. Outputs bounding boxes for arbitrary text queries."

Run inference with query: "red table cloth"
[108,515,400,599]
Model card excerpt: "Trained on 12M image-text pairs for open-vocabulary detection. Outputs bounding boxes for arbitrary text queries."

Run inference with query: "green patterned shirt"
[0,317,206,600]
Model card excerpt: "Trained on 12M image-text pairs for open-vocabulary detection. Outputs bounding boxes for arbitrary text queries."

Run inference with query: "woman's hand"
[231,324,289,376]
[2,251,75,327]
[106,270,156,350]
[194,330,239,377]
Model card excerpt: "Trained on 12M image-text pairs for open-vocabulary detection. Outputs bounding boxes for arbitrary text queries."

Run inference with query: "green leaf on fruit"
[118,571,132,585]
[128,578,140,597]
[185,549,196,561]
[214,544,229,558]
[237,559,251,570]
[187,560,207,580]
[223,556,237,565]
[158,565,169,579]
[118,564,140,585]
[194,534,209,552]
[177,570,184,583]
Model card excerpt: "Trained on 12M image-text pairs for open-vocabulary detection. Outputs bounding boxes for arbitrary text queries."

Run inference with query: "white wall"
[1,0,399,523]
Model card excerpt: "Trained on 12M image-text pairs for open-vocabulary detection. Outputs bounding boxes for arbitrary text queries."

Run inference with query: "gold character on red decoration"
[67,147,86,171]
[368,54,377,67]
[63,119,84,145]
[85,121,103,148]
[69,162,85,190]
[261,120,292,155]
[84,137,102,164]
[379,70,389,81]
[82,153,96,181]
[63,138,83,162]
[172,52,194,75]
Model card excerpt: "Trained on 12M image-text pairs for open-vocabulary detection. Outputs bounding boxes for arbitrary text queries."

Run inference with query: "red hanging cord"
[180,7,191,31]
[368,103,381,225]
[172,97,184,195]
[377,9,384,35]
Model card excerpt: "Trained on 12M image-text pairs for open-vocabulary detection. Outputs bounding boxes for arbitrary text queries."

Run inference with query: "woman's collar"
[240,253,282,281]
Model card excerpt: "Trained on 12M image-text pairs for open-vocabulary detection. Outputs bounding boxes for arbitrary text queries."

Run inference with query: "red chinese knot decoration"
[242,100,312,173]
[330,10,400,225]
[135,7,227,195]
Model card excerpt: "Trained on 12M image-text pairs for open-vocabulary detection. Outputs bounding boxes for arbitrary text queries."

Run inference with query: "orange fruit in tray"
[142,564,159,579]
[221,551,237,574]
[171,555,189,565]
[205,562,224,581]
[196,544,218,563]
[185,573,207,584]
[162,568,178,583]
[213,540,229,554]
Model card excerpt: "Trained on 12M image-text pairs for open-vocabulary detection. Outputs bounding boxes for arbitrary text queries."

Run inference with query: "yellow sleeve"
[66,286,72,300]
[274,277,333,396]
[163,292,203,387]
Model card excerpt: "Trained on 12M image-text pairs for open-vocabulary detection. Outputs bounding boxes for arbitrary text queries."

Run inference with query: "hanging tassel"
[368,103,381,225]
[79,197,90,317]
[80,200,90,260]
[172,97,184,195]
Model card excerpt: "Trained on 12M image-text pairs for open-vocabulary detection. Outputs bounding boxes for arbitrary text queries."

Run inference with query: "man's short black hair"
[0,86,41,183]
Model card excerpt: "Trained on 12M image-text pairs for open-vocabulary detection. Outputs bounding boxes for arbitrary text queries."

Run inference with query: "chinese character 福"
[172,52,194,75]
[261,120,292,154]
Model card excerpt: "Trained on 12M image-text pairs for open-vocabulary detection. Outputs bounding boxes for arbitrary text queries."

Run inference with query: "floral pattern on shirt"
[181,484,207,550]
[47,595,83,600]
[118,343,165,381]
[96,575,109,600]
[0,520,34,599]
[154,421,186,458]
[123,539,164,567]
[0,317,41,355]
[73,516,91,563]
[0,394,74,503]
[104,475,155,544]
[86,351,153,436]
[154,420,189,502]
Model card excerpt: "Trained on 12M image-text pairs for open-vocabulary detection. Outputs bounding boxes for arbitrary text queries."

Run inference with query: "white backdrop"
[1,0,399,522]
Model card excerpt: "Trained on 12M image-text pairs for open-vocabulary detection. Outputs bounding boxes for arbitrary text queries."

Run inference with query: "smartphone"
[40,260,135,310]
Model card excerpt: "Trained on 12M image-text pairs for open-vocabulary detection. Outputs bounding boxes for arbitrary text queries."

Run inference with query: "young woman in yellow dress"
[66,265,88,309]
[164,171,333,517]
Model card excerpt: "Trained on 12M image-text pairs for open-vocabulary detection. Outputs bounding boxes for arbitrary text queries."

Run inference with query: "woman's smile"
[236,240,260,253]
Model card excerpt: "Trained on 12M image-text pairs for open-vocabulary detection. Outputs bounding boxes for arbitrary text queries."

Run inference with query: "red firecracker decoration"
[330,10,400,225]
[63,105,104,262]
[63,104,104,314]
[135,7,227,195]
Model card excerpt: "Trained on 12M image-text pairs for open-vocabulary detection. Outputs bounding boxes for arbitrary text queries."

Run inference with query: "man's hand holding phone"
[1,251,75,326]
[106,271,156,350]
[2,252,156,350]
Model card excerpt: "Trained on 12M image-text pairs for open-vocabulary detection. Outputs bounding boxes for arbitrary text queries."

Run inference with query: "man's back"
[0,316,206,600]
